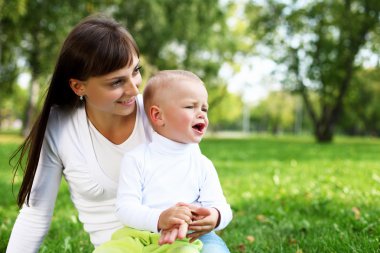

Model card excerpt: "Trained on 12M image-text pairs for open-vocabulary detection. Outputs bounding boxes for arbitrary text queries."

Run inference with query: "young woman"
[7,15,230,253]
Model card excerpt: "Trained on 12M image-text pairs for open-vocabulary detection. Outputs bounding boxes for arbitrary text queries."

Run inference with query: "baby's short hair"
[143,70,203,116]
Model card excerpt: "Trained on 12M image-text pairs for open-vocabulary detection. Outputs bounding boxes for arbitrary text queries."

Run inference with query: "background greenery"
[1,0,380,252]
[1,134,379,252]
[1,0,380,142]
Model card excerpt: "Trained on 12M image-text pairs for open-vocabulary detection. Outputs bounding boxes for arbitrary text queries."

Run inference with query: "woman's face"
[81,55,142,118]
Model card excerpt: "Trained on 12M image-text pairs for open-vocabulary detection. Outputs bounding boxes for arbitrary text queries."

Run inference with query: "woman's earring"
[79,95,83,101]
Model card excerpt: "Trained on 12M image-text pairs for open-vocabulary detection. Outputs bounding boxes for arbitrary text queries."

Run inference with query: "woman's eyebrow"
[104,62,140,81]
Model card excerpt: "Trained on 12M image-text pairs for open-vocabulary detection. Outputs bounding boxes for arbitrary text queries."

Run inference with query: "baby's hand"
[158,204,192,231]
[158,203,218,244]
[159,222,188,245]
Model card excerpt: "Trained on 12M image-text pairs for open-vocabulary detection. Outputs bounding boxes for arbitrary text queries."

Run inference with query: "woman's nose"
[125,79,140,96]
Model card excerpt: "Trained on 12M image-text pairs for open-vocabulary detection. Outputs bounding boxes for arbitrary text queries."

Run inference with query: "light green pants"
[94,227,203,253]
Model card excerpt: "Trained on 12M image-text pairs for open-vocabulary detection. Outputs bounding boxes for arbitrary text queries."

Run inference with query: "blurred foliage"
[0,0,27,99]
[1,0,380,139]
[250,91,318,135]
[208,90,243,131]
[245,0,380,142]
[114,0,238,112]
[339,67,380,136]
[0,0,242,134]
[15,0,111,134]
[251,91,297,134]
[0,84,27,130]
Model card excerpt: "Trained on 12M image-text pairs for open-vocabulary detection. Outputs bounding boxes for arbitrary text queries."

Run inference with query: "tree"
[245,0,380,142]
[2,1,240,134]
[250,91,298,134]
[207,91,243,131]
[14,0,108,135]
[0,0,27,104]
[114,0,238,117]
[0,84,27,130]
[339,67,380,136]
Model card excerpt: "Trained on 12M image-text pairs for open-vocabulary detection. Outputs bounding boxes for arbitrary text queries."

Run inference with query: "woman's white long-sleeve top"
[116,132,232,233]
[6,95,152,252]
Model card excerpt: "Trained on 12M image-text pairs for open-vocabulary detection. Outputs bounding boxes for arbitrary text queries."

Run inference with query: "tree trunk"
[315,120,334,142]
[22,30,41,137]
[22,77,39,136]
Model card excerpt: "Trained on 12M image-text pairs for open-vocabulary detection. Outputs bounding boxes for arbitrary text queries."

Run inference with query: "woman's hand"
[187,206,220,242]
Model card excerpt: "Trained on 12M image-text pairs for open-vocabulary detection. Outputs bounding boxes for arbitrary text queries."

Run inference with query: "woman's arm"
[6,113,63,253]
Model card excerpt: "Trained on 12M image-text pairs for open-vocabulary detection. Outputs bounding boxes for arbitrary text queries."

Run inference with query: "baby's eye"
[202,107,208,113]
[185,106,194,109]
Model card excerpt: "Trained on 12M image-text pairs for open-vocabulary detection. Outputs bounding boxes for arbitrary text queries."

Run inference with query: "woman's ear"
[149,105,165,127]
[69,78,85,97]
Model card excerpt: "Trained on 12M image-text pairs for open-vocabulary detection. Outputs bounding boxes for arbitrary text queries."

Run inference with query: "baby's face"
[159,80,209,144]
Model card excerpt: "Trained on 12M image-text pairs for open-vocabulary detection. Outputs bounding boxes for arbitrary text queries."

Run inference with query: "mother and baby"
[6,14,232,253]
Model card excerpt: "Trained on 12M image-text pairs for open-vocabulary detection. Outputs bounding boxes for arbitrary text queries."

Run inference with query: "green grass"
[1,134,380,252]
[0,136,93,253]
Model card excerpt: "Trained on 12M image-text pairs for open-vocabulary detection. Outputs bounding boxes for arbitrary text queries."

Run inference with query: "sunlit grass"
[1,134,380,252]
[200,135,380,252]
[0,134,23,144]
[0,135,92,253]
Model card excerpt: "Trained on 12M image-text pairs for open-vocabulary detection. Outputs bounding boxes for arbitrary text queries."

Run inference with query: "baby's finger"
[159,230,170,245]
[168,217,186,227]
[177,223,188,239]
[188,218,208,227]
[176,202,190,207]
[191,215,206,221]
[173,213,192,225]
[188,224,213,232]
[177,207,193,218]
[168,228,178,244]
[191,206,211,217]
[187,231,207,242]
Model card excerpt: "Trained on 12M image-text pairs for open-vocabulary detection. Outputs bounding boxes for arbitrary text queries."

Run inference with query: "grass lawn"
[1,134,379,252]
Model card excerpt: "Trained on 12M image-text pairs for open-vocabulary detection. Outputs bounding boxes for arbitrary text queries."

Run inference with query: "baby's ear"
[149,105,165,127]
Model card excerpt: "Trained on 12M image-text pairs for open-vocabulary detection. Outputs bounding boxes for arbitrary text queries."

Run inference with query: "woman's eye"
[111,79,123,87]
[134,65,142,74]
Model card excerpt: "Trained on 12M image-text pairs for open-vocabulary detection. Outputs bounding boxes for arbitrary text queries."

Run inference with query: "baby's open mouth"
[192,123,206,132]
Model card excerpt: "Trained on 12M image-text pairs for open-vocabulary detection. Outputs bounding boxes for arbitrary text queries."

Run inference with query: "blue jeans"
[199,231,230,253]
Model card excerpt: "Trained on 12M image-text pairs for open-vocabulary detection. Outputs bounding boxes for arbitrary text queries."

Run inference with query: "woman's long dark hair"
[11,14,139,208]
